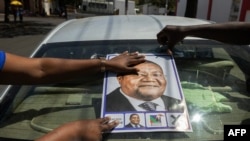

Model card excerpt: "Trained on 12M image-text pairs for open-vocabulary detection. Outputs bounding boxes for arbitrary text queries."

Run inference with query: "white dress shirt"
[120,89,166,111]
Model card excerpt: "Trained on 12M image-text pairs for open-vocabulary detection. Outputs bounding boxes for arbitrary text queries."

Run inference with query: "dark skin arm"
[35,117,119,141]
[0,51,144,140]
[0,51,145,84]
[157,22,250,54]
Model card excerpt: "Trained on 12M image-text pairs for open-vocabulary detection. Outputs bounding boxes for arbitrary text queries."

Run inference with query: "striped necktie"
[139,101,158,111]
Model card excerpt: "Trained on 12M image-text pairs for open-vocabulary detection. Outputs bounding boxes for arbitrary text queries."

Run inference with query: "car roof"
[42,15,212,43]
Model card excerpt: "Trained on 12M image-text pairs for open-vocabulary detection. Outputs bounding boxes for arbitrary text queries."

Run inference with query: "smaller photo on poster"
[124,113,146,129]
[105,113,125,129]
[166,113,190,130]
[145,113,167,128]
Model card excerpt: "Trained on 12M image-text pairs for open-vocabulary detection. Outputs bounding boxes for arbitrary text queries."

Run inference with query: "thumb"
[167,42,175,55]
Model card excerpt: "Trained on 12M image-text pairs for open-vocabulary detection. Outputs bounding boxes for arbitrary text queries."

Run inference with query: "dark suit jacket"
[106,88,184,112]
[125,123,144,128]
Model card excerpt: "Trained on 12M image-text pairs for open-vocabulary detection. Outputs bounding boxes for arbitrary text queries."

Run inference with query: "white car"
[0,15,249,141]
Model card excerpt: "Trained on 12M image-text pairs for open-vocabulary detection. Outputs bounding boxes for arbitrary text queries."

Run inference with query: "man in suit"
[125,113,144,128]
[106,60,184,112]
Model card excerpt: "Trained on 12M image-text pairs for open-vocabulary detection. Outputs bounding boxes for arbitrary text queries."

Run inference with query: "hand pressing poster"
[101,53,192,133]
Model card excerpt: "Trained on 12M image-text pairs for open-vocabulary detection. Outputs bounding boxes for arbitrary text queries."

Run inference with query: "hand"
[106,51,145,73]
[35,117,119,141]
[76,117,119,141]
[157,25,185,55]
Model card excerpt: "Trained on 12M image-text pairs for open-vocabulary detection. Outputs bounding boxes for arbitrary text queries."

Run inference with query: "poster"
[101,53,192,133]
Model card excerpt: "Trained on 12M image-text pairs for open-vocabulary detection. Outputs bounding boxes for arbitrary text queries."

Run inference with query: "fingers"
[102,120,119,132]
[166,41,175,55]
[123,52,145,70]
[166,49,173,55]
[99,117,119,133]
[121,51,129,55]
[122,51,145,58]
[129,53,145,61]
[157,31,168,45]
[121,51,140,56]
[120,51,146,63]
[100,116,111,124]
[129,51,139,56]
[156,32,174,56]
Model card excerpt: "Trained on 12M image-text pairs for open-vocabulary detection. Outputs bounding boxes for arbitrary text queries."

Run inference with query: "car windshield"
[0,39,249,141]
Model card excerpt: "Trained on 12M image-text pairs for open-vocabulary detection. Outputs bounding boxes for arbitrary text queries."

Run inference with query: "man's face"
[117,62,167,101]
[130,114,140,125]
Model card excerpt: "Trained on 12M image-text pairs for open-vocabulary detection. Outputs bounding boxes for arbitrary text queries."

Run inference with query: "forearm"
[0,51,144,85]
[182,22,250,45]
[0,54,103,84]
[35,122,80,141]
[36,58,103,83]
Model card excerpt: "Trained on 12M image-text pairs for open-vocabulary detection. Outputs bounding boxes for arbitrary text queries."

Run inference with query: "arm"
[0,51,145,84]
[35,117,118,141]
[157,22,250,54]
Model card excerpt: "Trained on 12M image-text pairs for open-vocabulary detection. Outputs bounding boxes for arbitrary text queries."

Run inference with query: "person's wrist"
[100,58,106,72]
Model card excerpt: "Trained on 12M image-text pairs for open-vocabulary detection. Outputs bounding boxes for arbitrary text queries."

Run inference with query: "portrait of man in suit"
[125,113,144,128]
[105,60,184,112]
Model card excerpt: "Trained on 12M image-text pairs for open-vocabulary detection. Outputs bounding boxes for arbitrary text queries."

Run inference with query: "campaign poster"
[101,53,192,133]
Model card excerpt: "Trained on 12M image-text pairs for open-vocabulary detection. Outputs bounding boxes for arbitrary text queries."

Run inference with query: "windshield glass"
[0,39,249,141]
